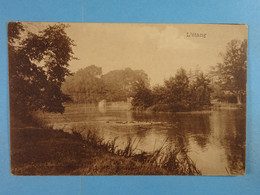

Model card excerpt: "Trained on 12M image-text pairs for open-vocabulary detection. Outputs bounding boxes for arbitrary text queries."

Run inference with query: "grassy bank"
[11,126,201,175]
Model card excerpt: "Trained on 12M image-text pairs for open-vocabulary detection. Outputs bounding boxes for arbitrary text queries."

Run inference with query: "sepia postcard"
[9,22,247,175]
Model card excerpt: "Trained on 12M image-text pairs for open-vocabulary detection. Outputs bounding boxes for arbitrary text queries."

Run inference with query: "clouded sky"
[24,23,248,85]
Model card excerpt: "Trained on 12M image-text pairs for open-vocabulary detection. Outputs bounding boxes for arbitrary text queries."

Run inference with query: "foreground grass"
[11,127,200,175]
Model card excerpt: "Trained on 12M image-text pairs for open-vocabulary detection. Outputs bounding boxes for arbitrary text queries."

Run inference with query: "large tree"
[131,79,153,109]
[62,65,106,103]
[62,66,150,103]
[213,39,247,104]
[101,68,149,101]
[8,22,76,120]
[164,68,191,111]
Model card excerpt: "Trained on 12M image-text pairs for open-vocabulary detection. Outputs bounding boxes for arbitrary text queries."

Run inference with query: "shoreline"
[10,126,201,175]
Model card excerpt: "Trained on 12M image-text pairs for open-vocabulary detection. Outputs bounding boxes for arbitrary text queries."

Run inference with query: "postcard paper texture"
[9,22,247,175]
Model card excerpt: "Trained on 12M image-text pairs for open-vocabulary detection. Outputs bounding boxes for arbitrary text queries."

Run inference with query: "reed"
[71,128,201,175]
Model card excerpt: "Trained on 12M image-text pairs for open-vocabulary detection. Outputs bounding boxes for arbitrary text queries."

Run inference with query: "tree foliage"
[62,65,106,103]
[102,68,149,101]
[62,66,149,103]
[190,72,211,108]
[9,22,76,119]
[164,68,191,111]
[131,68,212,112]
[212,39,247,104]
[131,79,153,109]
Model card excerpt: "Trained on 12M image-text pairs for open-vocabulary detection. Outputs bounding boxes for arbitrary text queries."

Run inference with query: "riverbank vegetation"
[11,125,200,175]
[132,68,211,112]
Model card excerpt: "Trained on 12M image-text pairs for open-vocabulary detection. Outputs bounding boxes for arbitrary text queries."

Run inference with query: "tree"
[9,22,76,120]
[152,85,167,104]
[62,66,150,103]
[213,39,247,104]
[190,72,211,109]
[101,68,149,101]
[164,68,191,111]
[131,79,153,109]
[62,65,106,103]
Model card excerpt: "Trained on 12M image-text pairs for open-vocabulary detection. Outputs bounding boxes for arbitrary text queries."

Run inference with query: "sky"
[24,22,248,85]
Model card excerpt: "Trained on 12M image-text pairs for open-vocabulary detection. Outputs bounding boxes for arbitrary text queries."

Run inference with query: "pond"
[41,104,246,175]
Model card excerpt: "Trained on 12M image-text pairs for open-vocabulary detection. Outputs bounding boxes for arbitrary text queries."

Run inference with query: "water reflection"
[43,104,246,175]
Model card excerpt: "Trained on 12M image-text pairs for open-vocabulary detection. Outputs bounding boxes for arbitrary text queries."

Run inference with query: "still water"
[42,104,246,175]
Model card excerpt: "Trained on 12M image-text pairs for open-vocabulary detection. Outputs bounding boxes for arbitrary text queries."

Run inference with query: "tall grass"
[71,129,201,175]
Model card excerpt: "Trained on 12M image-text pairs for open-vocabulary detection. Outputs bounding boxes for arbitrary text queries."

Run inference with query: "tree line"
[61,66,149,103]
[62,65,211,112]
[131,39,247,111]
[131,68,211,111]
